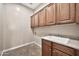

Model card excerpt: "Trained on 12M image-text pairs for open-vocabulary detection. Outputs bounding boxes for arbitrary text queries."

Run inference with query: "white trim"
[1,50,4,56]
[0,51,2,56]
[2,41,35,53]
[34,41,41,48]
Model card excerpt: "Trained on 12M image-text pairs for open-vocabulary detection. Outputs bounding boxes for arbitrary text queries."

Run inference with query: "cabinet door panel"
[34,13,39,27]
[42,39,52,46]
[53,43,75,56]
[70,3,75,22]
[59,4,70,21]
[76,50,79,56]
[42,45,51,56]
[52,49,69,56]
[57,3,75,24]
[42,39,51,56]
[76,4,79,23]
[39,9,45,26]
[46,3,56,25]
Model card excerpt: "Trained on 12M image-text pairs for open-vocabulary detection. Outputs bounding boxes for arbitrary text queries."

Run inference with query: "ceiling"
[22,3,42,10]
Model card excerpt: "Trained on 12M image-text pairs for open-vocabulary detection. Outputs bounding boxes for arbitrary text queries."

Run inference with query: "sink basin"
[42,36,70,44]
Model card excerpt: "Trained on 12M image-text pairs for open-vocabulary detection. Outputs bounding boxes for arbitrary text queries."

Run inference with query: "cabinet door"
[39,9,45,26]
[76,4,79,23]
[53,42,75,56]
[31,16,35,28]
[42,39,52,56]
[46,3,56,25]
[52,49,69,56]
[34,13,39,27]
[56,3,75,24]
[76,50,79,56]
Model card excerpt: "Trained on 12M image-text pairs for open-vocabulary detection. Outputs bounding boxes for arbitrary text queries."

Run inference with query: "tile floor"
[2,43,41,56]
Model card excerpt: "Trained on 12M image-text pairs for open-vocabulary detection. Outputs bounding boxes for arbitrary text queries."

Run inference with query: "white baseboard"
[3,41,35,53]
[0,51,4,56]
[0,51,2,56]
[1,51,4,56]
[34,42,41,48]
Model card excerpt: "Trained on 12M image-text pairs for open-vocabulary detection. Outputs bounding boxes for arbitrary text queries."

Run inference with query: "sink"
[42,36,70,44]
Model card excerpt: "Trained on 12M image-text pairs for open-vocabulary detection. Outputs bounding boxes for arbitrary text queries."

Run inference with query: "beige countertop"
[41,36,79,50]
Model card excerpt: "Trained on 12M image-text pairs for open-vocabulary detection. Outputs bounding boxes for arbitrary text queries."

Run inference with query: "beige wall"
[0,4,3,53]
[34,23,79,37]
[34,23,79,45]
[3,4,34,50]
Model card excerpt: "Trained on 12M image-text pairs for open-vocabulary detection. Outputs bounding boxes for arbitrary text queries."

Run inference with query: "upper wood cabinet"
[31,3,76,28]
[56,3,75,24]
[34,13,39,27]
[45,3,56,25]
[76,4,79,24]
[38,9,46,27]
[31,15,35,28]
[31,13,39,28]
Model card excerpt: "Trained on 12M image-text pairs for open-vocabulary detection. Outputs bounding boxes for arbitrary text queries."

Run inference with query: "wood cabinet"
[31,13,39,28]
[42,39,79,56]
[76,4,79,23]
[31,3,76,28]
[34,13,39,27]
[42,39,52,56]
[76,50,79,56]
[56,3,75,24]
[31,15,35,28]
[45,3,56,25]
[39,9,46,26]
[42,44,51,56]
[52,42,75,56]
[52,49,69,56]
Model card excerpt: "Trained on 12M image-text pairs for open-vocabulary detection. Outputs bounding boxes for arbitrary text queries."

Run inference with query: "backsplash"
[34,23,79,39]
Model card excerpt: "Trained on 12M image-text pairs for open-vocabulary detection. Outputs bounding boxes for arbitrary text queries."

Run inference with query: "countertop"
[41,36,79,50]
